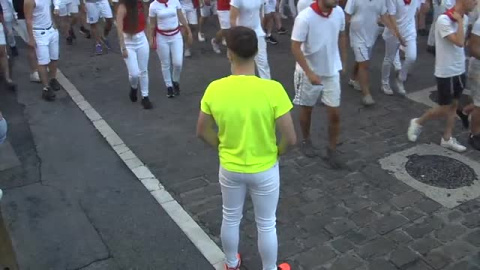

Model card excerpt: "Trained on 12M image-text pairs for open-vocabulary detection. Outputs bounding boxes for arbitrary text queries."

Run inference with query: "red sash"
[156,27,181,36]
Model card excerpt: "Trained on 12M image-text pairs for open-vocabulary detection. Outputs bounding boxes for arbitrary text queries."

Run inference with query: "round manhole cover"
[405,154,477,189]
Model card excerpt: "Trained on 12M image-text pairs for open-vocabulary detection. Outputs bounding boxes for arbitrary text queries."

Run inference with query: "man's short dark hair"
[226,26,258,60]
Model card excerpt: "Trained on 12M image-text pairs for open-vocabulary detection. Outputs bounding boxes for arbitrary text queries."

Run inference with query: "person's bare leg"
[299,106,313,140]
[264,13,274,37]
[417,105,450,125]
[351,62,359,82]
[462,104,475,115]
[358,61,370,97]
[214,28,227,44]
[27,46,38,74]
[471,107,480,135]
[443,102,458,140]
[0,46,12,82]
[48,60,58,80]
[104,18,113,38]
[38,65,49,87]
[327,106,340,151]
[274,12,282,31]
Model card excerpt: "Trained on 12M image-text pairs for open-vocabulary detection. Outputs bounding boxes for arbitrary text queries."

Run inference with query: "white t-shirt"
[383,0,422,41]
[469,18,480,72]
[149,0,182,30]
[180,0,194,10]
[291,6,345,76]
[345,0,386,47]
[297,0,313,13]
[434,14,468,78]
[230,0,265,37]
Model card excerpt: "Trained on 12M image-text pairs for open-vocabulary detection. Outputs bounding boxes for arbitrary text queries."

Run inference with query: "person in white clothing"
[149,0,192,98]
[427,0,455,54]
[466,15,480,149]
[345,0,403,106]
[279,0,296,18]
[0,13,16,90]
[211,0,229,54]
[0,0,18,54]
[198,0,217,42]
[381,0,425,96]
[230,0,271,79]
[116,0,152,109]
[85,0,113,54]
[25,0,61,101]
[54,0,79,45]
[291,0,348,168]
[408,0,476,152]
[179,0,198,57]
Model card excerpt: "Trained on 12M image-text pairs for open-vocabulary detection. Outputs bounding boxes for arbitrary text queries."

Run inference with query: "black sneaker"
[277,27,288,35]
[49,78,61,91]
[80,26,91,39]
[66,36,73,45]
[129,87,138,102]
[141,97,153,109]
[167,87,174,98]
[326,148,345,170]
[470,134,480,151]
[69,28,76,39]
[457,109,470,129]
[10,46,18,57]
[300,139,318,158]
[173,82,180,96]
[42,87,56,101]
[266,35,278,45]
[6,80,16,91]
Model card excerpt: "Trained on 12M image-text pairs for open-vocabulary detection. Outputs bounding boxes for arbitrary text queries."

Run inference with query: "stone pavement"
[7,18,480,269]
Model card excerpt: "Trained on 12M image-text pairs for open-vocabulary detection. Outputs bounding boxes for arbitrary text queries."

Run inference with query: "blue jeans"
[0,117,7,144]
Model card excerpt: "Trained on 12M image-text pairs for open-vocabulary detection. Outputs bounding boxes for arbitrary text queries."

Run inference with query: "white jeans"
[220,163,279,270]
[124,32,149,97]
[156,32,183,87]
[382,36,417,85]
[256,37,271,79]
[279,0,296,17]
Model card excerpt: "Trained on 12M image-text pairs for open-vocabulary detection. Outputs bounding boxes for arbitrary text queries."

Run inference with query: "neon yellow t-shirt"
[200,75,293,173]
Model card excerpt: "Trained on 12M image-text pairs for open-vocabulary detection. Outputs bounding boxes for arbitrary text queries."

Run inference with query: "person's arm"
[116,4,127,57]
[148,3,156,48]
[380,14,406,46]
[339,30,347,75]
[291,41,320,84]
[230,5,238,27]
[177,8,192,44]
[469,30,480,59]
[444,14,465,47]
[24,0,36,47]
[53,0,60,15]
[276,112,296,156]
[196,112,219,148]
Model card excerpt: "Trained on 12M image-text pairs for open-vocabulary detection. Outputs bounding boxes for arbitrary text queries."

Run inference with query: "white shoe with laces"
[382,84,394,95]
[348,79,361,91]
[0,189,3,201]
[198,32,205,42]
[407,118,423,142]
[211,38,221,54]
[30,71,41,83]
[396,76,406,95]
[184,48,192,58]
[441,137,467,152]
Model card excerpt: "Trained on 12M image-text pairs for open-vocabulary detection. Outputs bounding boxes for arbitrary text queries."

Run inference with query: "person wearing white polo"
[381,0,423,96]
[230,0,271,79]
[25,0,61,101]
[291,0,347,168]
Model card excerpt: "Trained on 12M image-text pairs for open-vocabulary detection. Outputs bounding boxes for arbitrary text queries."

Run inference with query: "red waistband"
[156,26,180,36]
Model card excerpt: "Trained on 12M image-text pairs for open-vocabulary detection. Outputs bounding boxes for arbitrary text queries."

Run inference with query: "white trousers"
[156,32,183,87]
[256,37,271,79]
[279,0,296,17]
[220,163,280,270]
[3,20,16,47]
[124,32,149,97]
[382,36,417,85]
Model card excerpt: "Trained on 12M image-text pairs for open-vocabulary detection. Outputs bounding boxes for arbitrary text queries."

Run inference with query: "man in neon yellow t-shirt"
[196,26,296,270]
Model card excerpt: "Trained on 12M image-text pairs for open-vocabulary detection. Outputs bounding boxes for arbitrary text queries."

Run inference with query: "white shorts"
[86,0,113,24]
[13,20,29,43]
[468,63,480,107]
[264,0,276,14]
[33,27,59,65]
[200,1,217,17]
[182,8,198,25]
[59,2,79,16]
[0,24,6,45]
[217,10,230,29]
[352,44,373,62]
[293,67,341,107]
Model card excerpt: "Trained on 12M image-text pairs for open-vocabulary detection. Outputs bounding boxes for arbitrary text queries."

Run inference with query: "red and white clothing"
[200,0,217,17]
[381,0,422,85]
[217,0,230,29]
[469,17,480,107]
[345,0,386,62]
[180,0,198,24]
[32,0,59,65]
[123,1,150,97]
[292,4,345,107]
[149,0,184,87]
[231,0,270,79]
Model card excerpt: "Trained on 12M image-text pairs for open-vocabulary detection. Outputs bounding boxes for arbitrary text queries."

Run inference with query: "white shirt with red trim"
[230,0,265,37]
[434,14,468,78]
[291,5,345,77]
[384,0,422,41]
[149,0,182,30]
[345,0,386,47]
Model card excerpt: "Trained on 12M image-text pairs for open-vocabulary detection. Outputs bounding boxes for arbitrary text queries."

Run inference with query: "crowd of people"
[1,0,480,269]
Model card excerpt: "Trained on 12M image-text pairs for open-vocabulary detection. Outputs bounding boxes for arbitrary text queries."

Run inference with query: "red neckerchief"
[444,8,457,22]
[157,0,168,7]
[404,0,411,5]
[310,2,332,18]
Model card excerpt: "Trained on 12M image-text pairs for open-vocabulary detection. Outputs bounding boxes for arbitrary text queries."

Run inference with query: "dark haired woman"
[116,0,152,109]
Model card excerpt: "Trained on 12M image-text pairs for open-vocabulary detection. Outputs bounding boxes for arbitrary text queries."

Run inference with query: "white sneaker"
[407,118,423,142]
[184,48,192,58]
[30,71,40,83]
[396,76,406,95]
[0,189,3,201]
[198,32,205,42]
[222,38,227,46]
[362,94,375,106]
[348,79,361,91]
[382,84,394,95]
[441,137,467,152]
[211,38,221,54]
